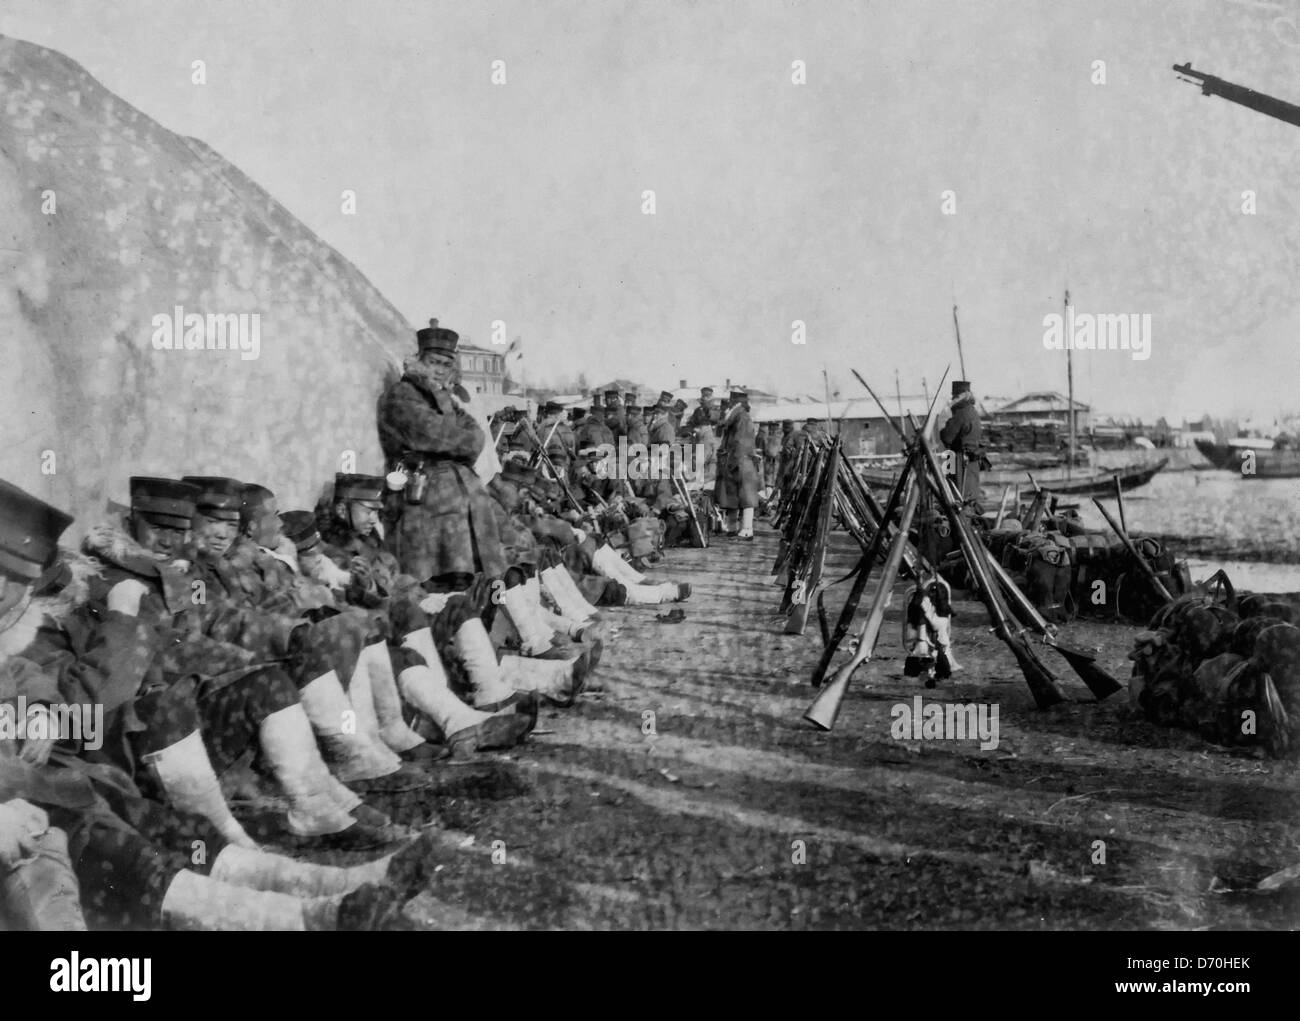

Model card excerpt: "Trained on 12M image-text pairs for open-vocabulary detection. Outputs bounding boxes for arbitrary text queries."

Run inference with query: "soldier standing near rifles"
[938,379,985,512]
[688,387,718,483]
[714,388,759,539]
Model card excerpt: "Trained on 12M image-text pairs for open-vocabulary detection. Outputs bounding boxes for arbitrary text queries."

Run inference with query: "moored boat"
[852,456,1168,496]
[1194,439,1300,478]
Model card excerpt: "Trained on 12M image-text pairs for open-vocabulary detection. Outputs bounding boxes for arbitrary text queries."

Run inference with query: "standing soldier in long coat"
[938,379,984,512]
[378,320,509,585]
[688,387,718,484]
[714,388,759,539]
[602,389,626,442]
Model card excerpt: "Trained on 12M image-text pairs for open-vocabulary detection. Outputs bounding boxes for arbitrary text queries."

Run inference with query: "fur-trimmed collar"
[0,550,102,661]
[81,519,166,575]
[950,391,976,410]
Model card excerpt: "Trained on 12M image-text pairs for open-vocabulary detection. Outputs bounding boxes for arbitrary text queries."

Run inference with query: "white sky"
[4,0,1300,420]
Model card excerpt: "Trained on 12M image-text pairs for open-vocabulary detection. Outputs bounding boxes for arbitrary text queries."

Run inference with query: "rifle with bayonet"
[517,417,586,518]
[784,437,841,634]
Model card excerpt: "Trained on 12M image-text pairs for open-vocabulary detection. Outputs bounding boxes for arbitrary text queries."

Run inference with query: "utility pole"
[1065,289,1075,483]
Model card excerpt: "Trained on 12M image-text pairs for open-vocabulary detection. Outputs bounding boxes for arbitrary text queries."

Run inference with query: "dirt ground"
[277,526,1300,930]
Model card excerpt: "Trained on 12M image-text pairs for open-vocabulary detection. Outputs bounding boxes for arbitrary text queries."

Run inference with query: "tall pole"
[921,376,930,412]
[1065,289,1075,483]
[822,366,835,436]
[894,368,905,439]
[952,304,968,380]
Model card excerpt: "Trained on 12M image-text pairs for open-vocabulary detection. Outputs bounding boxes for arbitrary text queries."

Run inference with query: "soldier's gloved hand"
[106,578,150,616]
[18,705,56,766]
[0,799,50,869]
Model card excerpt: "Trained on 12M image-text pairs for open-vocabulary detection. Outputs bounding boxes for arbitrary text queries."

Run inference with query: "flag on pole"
[504,336,524,391]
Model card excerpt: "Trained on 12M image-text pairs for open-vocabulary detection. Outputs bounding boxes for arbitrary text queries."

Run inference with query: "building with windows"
[457,343,506,396]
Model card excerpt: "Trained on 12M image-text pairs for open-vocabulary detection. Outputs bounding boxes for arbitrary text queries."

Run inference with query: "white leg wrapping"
[143,730,256,849]
[357,642,426,753]
[258,705,358,836]
[499,654,574,698]
[451,619,516,707]
[739,508,754,537]
[499,582,554,655]
[540,565,597,623]
[593,543,645,585]
[397,665,488,736]
[298,670,401,780]
[161,869,314,931]
[210,843,388,898]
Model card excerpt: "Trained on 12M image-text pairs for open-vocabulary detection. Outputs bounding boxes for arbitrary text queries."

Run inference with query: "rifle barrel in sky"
[1173,63,1300,129]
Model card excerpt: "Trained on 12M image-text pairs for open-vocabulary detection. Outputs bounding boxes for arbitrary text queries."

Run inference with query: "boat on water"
[1194,438,1300,478]
[851,455,1168,496]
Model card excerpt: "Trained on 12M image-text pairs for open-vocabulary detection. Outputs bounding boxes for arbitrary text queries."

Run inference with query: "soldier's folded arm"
[381,387,484,462]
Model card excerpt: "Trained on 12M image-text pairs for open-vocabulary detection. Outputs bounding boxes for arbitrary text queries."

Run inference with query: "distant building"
[991,391,1090,431]
[457,342,506,396]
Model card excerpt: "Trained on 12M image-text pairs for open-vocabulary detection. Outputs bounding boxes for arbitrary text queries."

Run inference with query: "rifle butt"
[804,661,857,730]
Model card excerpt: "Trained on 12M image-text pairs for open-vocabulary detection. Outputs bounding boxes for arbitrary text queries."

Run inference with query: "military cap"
[591,391,604,407]
[657,390,674,406]
[604,389,621,401]
[240,483,278,525]
[729,388,748,404]
[543,400,564,415]
[279,510,321,554]
[0,480,74,584]
[181,476,244,522]
[700,387,714,398]
[501,460,537,486]
[623,392,638,405]
[805,416,823,425]
[130,477,199,530]
[952,380,972,397]
[416,317,459,356]
[334,473,385,507]
[570,407,587,421]
[672,399,687,412]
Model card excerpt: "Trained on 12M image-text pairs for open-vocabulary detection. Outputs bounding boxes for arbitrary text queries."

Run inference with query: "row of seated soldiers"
[0,458,693,930]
